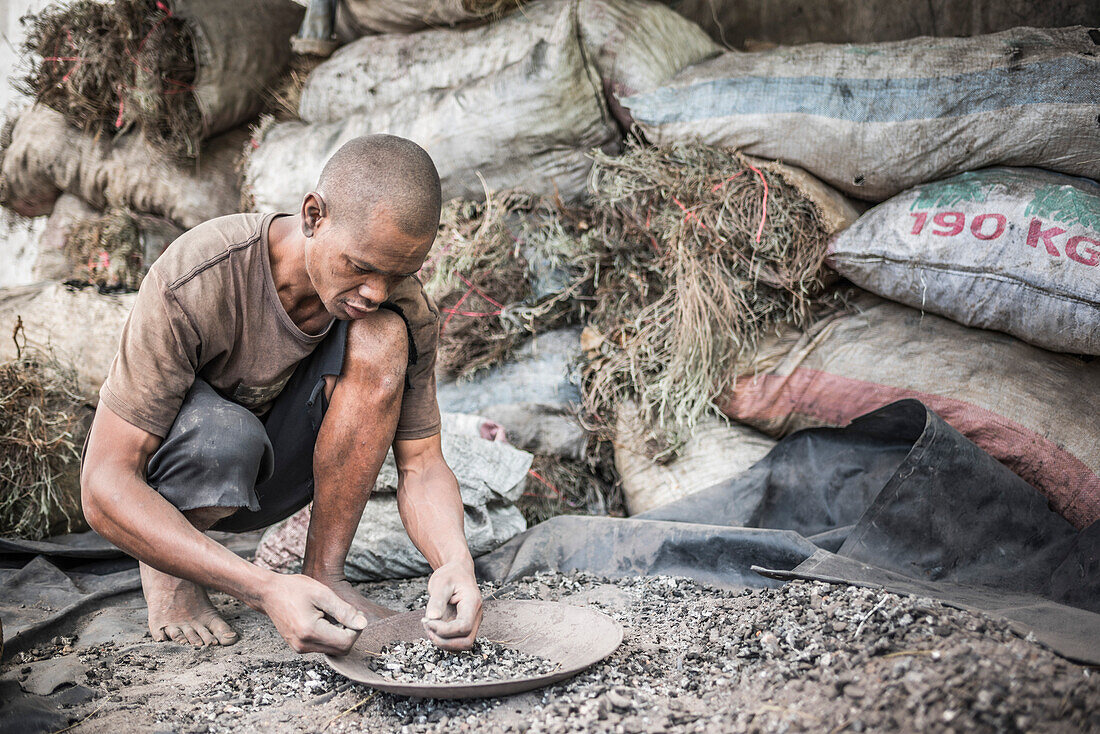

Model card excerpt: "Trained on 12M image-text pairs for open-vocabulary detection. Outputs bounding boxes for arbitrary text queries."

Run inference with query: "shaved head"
[315,135,442,239]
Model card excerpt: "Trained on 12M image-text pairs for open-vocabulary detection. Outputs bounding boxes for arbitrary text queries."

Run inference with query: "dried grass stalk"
[518,448,623,526]
[421,191,590,378]
[264,53,325,122]
[64,209,146,292]
[18,0,201,158]
[0,321,89,540]
[581,141,832,457]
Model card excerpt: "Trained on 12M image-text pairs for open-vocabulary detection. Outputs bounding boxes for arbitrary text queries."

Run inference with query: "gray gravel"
[368,638,558,684]
[12,571,1099,734]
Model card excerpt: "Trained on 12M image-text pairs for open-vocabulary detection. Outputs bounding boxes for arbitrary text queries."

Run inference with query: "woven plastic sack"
[625,26,1100,201]
[303,0,718,130]
[246,1,620,211]
[828,168,1100,355]
[333,0,512,39]
[1,105,244,229]
[0,282,135,397]
[615,402,776,515]
[719,292,1100,529]
[254,413,531,580]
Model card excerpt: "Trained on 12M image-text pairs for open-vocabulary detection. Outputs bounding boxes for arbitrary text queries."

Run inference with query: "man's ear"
[301,192,328,237]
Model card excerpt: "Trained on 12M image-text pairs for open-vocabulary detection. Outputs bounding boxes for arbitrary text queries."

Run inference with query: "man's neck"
[267,214,332,335]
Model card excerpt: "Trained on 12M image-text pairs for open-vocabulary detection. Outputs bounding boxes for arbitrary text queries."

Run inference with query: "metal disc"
[325,599,624,699]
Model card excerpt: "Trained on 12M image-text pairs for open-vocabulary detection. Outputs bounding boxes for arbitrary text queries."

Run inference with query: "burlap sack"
[720,293,1100,529]
[1,106,244,229]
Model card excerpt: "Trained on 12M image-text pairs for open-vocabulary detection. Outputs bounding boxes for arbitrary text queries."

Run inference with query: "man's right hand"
[259,573,370,655]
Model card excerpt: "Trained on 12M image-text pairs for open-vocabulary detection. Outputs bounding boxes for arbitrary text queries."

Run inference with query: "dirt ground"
[3,572,1098,733]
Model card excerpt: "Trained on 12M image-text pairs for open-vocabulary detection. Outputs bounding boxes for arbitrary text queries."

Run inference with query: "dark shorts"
[144,320,351,534]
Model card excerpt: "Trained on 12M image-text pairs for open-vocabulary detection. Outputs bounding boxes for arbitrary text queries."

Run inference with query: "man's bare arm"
[394,434,483,650]
[81,402,369,654]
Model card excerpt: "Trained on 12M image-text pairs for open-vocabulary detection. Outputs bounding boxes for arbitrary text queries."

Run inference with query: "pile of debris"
[6,572,1096,732]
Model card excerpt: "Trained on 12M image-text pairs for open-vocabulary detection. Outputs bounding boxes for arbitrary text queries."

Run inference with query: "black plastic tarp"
[477,400,1100,664]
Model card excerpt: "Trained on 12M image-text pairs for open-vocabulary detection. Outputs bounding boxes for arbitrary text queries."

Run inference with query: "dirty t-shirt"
[99,212,441,441]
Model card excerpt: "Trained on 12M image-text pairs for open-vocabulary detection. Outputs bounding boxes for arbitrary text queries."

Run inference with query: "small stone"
[606,690,632,710]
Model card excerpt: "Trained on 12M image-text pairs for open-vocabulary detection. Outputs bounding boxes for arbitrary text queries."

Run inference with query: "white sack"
[829,168,1100,355]
[304,0,718,129]
[615,403,776,515]
[247,2,620,211]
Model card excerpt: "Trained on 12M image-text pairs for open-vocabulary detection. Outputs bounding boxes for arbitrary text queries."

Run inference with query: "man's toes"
[177,624,204,646]
[165,625,186,644]
[194,624,218,646]
[207,616,239,646]
[150,625,168,642]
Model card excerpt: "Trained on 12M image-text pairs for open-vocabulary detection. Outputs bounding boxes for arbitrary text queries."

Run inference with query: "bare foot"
[309,573,396,622]
[140,561,239,646]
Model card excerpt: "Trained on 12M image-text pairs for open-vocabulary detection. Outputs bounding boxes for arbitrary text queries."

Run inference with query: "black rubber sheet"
[478,400,1100,664]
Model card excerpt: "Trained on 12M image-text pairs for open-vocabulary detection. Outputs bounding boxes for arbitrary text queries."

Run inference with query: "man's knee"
[146,381,273,512]
[342,308,409,400]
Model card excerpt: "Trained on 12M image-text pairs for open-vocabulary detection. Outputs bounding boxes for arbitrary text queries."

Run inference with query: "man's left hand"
[422,561,483,651]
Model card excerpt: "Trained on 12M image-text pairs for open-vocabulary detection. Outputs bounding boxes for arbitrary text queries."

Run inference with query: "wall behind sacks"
[624,26,1100,202]
[718,292,1100,530]
[828,168,1100,356]
[665,0,1100,48]
[247,1,621,212]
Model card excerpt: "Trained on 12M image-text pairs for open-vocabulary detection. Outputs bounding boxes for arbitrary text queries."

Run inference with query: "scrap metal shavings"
[367,638,557,685]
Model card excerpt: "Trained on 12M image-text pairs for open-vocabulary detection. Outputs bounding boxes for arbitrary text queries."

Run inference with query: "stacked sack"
[245,0,719,209]
[0,0,304,292]
[720,169,1100,529]
[0,0,305,540]
[609,19,1100,528]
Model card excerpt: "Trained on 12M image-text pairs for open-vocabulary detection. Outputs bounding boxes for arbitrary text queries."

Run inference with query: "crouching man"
[80,136,482,655]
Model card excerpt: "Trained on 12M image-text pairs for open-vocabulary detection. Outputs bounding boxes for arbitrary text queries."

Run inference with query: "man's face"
[303,199,435,320]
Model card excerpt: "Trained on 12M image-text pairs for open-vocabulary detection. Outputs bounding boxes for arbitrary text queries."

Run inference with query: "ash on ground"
[6,572,1098,733]
[368,638,557,685]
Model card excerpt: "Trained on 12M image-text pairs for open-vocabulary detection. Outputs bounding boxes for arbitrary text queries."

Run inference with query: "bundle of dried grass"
[264,53,325,122]
[64,209,146,292]
[0,321,89,540]
[19,0,201,157]
[581,141,832,457]
[421,192,590,378]
[518,447,623,526]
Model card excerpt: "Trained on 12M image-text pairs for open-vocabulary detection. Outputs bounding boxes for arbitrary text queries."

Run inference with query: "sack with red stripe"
[719,292,1100,529]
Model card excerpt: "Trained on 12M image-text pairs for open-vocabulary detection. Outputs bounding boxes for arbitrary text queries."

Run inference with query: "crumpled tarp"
[0,531,259,655]
[477,399,1100,664]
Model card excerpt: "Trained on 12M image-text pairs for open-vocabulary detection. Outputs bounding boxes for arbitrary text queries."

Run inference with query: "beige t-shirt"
[99,212,441,440]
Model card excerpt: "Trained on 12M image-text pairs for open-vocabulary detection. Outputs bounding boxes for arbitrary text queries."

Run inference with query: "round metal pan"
[325,599,623,699]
